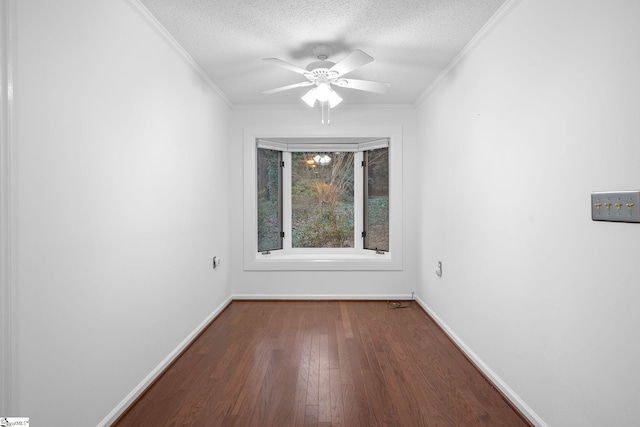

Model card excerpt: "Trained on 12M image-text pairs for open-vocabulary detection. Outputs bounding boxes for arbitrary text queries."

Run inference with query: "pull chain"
[320,102,331,125]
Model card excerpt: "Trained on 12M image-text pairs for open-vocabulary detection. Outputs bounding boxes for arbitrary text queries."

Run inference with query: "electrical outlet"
[592,191,640,223]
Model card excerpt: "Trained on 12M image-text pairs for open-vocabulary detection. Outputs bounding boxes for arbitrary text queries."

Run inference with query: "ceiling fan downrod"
[312,45,332,61]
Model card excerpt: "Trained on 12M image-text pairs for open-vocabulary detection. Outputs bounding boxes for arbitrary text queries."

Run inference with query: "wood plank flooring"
[113,300,531,427]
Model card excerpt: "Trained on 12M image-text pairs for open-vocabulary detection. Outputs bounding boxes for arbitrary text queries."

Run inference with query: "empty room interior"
[1,0,640,426]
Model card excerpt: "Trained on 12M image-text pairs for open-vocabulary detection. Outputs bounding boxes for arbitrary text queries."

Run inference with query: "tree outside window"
[291,152,354,248]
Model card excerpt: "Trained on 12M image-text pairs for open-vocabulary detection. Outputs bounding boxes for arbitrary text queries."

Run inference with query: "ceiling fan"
[262,45,390,110]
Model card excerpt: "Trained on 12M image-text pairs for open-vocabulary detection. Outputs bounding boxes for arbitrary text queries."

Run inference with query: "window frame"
[243,127,403,271]
[256,147,283,252]
[363,146,390,252]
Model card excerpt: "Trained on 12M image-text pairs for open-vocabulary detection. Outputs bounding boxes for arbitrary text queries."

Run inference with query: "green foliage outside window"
[291,152,354,248]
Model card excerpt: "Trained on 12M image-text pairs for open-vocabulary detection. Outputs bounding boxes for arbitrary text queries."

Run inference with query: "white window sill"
[244,251,401,271]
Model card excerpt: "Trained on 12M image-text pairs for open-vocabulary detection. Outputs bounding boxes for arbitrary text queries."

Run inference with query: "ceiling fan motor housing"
[306,60,336,73]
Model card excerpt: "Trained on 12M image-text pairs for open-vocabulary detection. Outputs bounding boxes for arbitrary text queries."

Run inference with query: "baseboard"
[97,296,233,427]
[414,297,547,427]
[100,295,542,426]
[232,293,414,300]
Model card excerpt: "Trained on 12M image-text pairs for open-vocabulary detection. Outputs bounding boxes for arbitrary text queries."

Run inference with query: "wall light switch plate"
[591,191,640,223]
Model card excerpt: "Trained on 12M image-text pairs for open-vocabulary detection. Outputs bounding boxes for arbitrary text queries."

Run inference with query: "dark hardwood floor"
[113,300,531,427]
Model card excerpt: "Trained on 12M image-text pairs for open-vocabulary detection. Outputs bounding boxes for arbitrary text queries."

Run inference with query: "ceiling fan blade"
[262,81,314,94]
[329,49,374,77]
[263,58,310,75]
[334,78,390,94]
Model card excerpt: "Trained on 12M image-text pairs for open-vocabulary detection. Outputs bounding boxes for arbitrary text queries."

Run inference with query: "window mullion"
[353,151,364,251]
[282,151,292,252]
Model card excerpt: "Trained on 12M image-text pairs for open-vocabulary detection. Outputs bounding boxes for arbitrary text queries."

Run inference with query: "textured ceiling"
[139,0,507,107]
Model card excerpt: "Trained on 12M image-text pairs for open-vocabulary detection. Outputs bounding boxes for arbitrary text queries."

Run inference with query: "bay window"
[244,131,402,271]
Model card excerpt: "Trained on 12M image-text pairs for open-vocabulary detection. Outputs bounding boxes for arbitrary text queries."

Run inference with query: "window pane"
[291,152,354,248]
[364,147,389,251]
[257,147,282,252]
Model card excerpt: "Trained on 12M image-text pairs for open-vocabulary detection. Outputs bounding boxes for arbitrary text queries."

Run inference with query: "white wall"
[14,0,639,424]
[231,107,418,298]
[416,0,640,425]
[13,0,232,424]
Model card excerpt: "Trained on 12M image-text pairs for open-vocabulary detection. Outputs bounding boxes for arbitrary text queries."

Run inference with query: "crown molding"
[122,0,233,109]
[414,0,525,106]
[232,103,415,110]
[125,0,523,112]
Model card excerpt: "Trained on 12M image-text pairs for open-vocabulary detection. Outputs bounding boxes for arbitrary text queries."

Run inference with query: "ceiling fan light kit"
[301,80,343,108]
[263,45,390,124]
